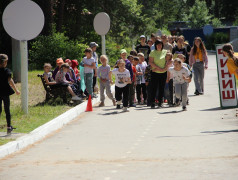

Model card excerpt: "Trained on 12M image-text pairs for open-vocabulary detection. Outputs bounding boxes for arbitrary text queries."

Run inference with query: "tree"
[183,0,212,28]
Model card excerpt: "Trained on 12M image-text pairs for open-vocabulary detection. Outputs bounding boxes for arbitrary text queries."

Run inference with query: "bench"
[37,74,70,103]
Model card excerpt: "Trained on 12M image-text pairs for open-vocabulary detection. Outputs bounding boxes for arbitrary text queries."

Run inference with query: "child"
[0,54,20,134]
[128,55,137,107]
[144,64,152,106]
[53,63,81,101]
[134,56,144,104]
[109,59,131,112]
[97,55,116,107]
[167,58,191,111]
[82,48,96,97]
[52,58,64,80]
[164,52,174,106]
[137,53,147,104]
[65,59,77,83]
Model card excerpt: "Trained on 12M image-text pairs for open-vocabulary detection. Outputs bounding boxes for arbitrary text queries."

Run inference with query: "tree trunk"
[56,0,66,32]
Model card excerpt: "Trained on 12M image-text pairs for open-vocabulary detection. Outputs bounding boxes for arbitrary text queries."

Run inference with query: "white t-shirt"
[138,61,147,83]
[112,68,130,88]
[168,66,190,84]
[82,57,95,74]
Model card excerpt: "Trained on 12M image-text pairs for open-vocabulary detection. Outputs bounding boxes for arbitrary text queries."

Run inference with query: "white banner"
[216,44,238,108]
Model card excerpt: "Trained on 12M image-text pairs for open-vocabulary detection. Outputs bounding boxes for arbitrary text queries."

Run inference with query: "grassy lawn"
[0,71,71,137]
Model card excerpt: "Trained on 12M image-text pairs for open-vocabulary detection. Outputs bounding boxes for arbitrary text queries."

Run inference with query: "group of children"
[96,47,192,112]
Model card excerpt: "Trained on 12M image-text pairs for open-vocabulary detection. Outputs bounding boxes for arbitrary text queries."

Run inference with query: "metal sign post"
[2,0,45,114]
[93,12,110,56]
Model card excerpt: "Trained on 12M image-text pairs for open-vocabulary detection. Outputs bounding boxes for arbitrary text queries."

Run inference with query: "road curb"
[0,85,115,159]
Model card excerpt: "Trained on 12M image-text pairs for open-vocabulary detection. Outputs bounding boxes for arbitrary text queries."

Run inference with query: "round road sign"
[93,12,110,36]
[2,0,44,41]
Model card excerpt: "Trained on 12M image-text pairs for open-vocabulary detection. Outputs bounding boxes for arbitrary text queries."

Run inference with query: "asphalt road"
[0,54,238,180]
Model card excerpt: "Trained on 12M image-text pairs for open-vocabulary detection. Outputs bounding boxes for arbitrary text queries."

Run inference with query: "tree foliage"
[0,0,237,64]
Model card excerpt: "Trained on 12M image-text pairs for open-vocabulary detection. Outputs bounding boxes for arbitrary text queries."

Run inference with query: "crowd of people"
[107,34,209,112]
[2,33,238,133]
[43,34,209,112]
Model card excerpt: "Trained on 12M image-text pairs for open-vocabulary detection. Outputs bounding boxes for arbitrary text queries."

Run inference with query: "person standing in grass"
[109,59,131,112]
[90,42,99,97]
[82,48,96,97]
[0,54,20,134]
[98,55,116,107]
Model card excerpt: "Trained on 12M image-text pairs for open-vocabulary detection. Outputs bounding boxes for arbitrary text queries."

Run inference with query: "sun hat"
[120,49,127,54]
[140,35,146,39]
[89,42,99,48]
[56,58,64,64]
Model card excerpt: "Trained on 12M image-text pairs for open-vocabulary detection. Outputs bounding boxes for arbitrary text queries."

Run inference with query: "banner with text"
[216,44,238,108]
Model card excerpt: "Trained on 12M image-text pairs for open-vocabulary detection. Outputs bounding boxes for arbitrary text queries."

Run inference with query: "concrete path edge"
[0,85,115,159]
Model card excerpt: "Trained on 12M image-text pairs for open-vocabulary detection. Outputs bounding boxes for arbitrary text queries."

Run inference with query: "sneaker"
[158,102,163,108]
[129,104,136,107]
[175,98,180,106]
[194,90,200,95]
[7,126,16,135]
[199,92,204,95]
[182,106,187,111]
[93,94,98,98]
[112,99,116,106]
[151,104,155,109]
[122,107,129,112]
[72,96,81,101]
[116,104,121,109]
[99,102,105,107]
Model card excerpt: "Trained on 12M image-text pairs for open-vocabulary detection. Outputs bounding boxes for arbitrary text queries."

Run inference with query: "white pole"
[102,35,106,55]
[20,40,28,114]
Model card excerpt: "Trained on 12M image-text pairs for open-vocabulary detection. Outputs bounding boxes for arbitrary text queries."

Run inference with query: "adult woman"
[172,36,189,64]
[149,40,168,108]
[189,37,208,95]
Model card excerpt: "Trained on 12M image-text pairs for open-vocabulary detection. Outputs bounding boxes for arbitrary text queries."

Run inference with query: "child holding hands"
[109,59,131,112]
[0,54,20,134]
[98,55,116,107]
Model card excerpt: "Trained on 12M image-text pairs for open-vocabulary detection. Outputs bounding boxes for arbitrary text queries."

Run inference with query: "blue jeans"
[84,73,93,96]
[193,62,204,93]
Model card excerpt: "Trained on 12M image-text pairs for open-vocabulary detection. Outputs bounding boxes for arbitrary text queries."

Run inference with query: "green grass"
[0,71,71,138]
[0,139,14,146]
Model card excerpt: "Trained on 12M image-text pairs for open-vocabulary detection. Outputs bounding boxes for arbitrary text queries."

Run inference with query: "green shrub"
[205,32,229,50]
[29,32,88,69]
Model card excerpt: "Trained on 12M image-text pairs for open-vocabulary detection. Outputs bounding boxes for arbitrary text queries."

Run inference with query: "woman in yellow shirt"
[189,37,208,95]
[222,44,238,79]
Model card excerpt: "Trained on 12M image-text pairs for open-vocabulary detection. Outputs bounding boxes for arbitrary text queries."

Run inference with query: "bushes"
[29,32,88,69]
[205,32,229,50]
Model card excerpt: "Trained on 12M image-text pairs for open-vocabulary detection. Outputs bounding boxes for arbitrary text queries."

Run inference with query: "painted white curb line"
[0,85,115,159]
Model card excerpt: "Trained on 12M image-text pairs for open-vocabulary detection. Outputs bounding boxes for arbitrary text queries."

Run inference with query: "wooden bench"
[37,74,70,103]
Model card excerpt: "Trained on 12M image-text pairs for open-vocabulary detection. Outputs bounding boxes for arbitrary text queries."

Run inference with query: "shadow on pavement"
[158,110,183,114]
[201,129,238,135]
[200,107,224,111]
